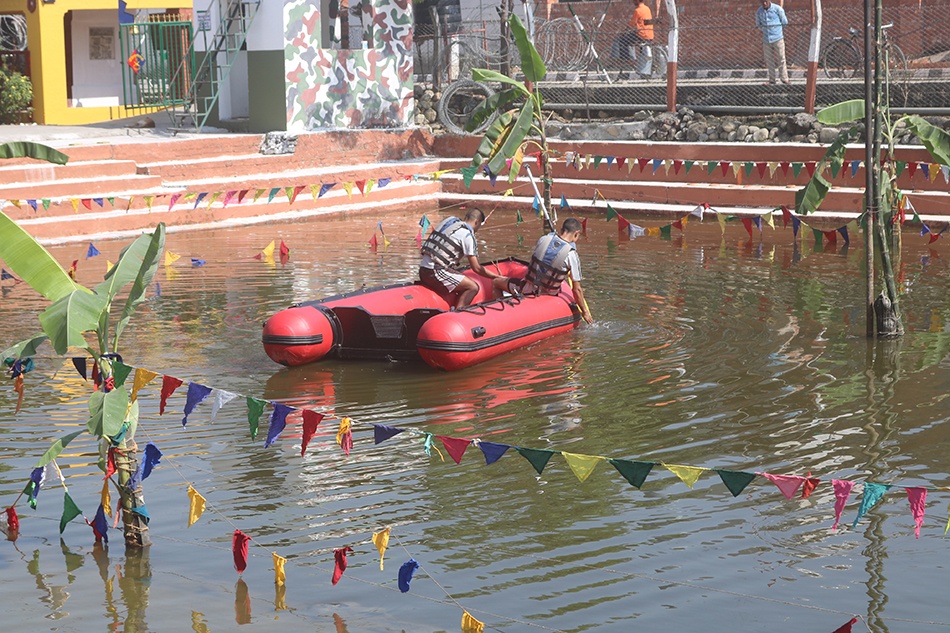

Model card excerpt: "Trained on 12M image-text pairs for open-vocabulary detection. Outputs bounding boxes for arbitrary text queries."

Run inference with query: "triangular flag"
[72,357,88,380]
[437,436,470,464]
[851,160,861,177]
[131,368,158,403]
[341,182,354,198]
[373,424,403,445]
[164,251,181,267]
[460,166,478,188]
[717,470,756,497]
[665,464,705,488]
[852,482,891,529]
[609,459,654,488]
[761,473,805,499]
[779,161,791,176]
[462,611,485,633]
[515,447,555,475]
[273,552,287,587]
[561,452,604,482]
[756,162,768,178]
[906,487,927,538]
[187,485,206,526]
[59,492,83,534]
[246,397,266,440]
[233,529,251,573]
[86,243,100,259]
[372,527,391,570]
[211,389,239,421]
[159,375,183,415]
[477,441,510,465]
[264,402,293,448]
[182,382,212,427]
[300,409,325,456]
[832,617,859,633]
[70,198,80,213]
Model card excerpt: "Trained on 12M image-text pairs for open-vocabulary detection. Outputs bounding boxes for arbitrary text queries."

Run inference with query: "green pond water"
[1,209,950,632]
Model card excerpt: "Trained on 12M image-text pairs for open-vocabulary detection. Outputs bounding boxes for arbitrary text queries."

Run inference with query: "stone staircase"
[0,130,444,244]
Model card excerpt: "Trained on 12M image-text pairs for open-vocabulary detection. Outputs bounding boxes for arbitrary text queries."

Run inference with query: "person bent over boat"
[493,218,594,324]
[419,208,502,309]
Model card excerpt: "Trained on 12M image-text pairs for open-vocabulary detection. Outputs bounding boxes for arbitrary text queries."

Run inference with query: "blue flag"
[265,403,293,448]
[1,269,15,281]
[398,559,420,592]
[318,183,335,198]
[191,258,206,267]
[182,383,212,426]
[142,443,163,479]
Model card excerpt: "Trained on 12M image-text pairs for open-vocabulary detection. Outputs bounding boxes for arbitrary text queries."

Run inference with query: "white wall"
[69,10,123,107]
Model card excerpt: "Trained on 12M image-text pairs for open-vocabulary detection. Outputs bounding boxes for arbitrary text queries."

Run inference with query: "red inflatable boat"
[261,258,581,371]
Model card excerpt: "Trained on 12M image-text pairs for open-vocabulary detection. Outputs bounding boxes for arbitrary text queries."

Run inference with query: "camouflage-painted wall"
[284,0,414,130]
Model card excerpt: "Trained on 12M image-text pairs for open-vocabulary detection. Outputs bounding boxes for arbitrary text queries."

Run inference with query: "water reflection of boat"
[262,257,581,371]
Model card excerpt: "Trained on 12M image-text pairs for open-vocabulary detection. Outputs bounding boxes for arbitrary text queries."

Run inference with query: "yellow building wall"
[0,0,191,125]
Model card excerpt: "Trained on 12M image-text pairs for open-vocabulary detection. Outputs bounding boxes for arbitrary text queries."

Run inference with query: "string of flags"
[3,355,889,631]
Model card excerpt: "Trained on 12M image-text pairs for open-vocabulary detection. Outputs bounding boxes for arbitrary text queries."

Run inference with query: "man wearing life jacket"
[494,218,594,324]
[419,208,502,309]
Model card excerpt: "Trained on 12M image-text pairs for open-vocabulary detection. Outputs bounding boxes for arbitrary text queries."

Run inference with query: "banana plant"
[464,14,555,215]
[1,201,165,547]
[796,98,950,336]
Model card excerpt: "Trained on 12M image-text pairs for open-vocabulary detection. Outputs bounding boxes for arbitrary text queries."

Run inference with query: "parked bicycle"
[821,22,907,81]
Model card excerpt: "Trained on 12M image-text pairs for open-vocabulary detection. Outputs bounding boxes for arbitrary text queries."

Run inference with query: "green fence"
[119,20,195,111]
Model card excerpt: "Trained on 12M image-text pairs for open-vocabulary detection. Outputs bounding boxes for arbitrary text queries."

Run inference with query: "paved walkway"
[0,115,229,148]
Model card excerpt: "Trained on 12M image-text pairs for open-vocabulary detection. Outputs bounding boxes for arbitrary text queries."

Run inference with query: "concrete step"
[0,173,166,201]
[0,159,142,187]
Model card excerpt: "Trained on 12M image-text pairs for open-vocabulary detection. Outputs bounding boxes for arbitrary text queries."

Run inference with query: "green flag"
[515,447,555,475]
[247,397,266,440]
[609,459,654,489]
[792,162,803,178]
[112,361,133,387]
[60,492,83,533]
[717,470,756,497]
[605,204,618,221]
[460,166,478,189]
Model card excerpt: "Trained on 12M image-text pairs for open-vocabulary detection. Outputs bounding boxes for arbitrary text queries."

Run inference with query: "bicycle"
[821,22,907,81]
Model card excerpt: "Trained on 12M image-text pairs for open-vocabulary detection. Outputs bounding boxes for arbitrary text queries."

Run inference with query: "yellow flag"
[336,417,352,447]
[187,485,206,527]
[503,189,513,197]
[665,464,706,488]
[106,260,113,274]
[717,212,727,234]
[768,161,779,178]
[164,251,181,267]
[762,212,775,229]
[462,611,484,633]
[627,159,635,174]
[645,227,661,237]
[207,192,221,209]
[372,527,391,570]
[663,159,672,175]
[253,189,266,203]
[101,479,112,518]
[561,452,604,482]
[70,198,80,213]
[930,163,940,182]
[342,182,354,198]
[10,199,20,208]
[731,162,742,178]
[365,179,376,195]
[310,184,320,201]
[272,552,287,586]
[131,368,159,403]
[261,240,276,260]
[144,195,154,211]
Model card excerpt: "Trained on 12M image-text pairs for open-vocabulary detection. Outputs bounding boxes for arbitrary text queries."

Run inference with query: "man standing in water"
[494,218,594,324]
[419,208,502,310]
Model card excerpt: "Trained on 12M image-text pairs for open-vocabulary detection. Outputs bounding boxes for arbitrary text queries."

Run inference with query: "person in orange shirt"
[613,0,658,75]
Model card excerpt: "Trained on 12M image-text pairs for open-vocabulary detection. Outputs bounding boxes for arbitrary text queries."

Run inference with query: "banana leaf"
[487,100,536,176]
[795,172,831,215]
[508,14,546,83]
[471,69,528,95]
[39,288,109,355]
[817,100,865,126]
[0,141,69,165]
[906,115,950,166]
[86,387,131,438]
[471,110,514,168]
[508,147,524,184]
[1,333,49,359]
[465,87,521,134]
[0,212,81,303]
[34,430,84,468]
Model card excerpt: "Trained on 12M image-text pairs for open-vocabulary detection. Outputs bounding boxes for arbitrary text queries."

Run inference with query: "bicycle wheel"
[535,18,588,71]
[649,45,668,79]
[885,42,907,81]
[437,79,497,135]
[821,40,859,79]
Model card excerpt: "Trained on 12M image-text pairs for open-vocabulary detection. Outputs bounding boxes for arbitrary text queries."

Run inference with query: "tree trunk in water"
[115,440,151,548]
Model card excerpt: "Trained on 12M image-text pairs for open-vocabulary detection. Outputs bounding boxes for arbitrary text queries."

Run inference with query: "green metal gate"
[119,18,195,111]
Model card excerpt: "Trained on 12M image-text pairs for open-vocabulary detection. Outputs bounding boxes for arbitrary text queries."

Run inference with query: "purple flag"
[182,382,213,426]
[264,403,293,448]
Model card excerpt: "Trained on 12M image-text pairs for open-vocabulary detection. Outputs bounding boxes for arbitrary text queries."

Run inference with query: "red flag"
[672,219,684,231]
[301,410,325,456]
[104,447,117,478]
[617,215,630,233]
[781,205,792,228]
[279,240,290,259]
[5,506,19,534]
[929,231,941,244]
[616,156,626,170]
[672,159,683,174]
[823,229,838,245]
[740,217,754,238]
[332,546,354,585]
[355,180,366,195]
[832,617,858,633]
[805,162,817,177]
[756,162,768,178]
[237,189,249,204]
[81,199,92,210]
[637,158,650,172]
[720,161,731,176]
[232,529,251,573]
[437,436,471,464]
[368,234,378,249]
[581,217,588,233]
[801,477,820,499]
[289,185,305,205]
[159,375,183,415]
[779,161,791,176]
[907,161,918,179]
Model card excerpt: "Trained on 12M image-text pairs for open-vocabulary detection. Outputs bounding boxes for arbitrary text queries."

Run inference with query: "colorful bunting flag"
[332,546,353,585]
[336,417,353,455]
[666,464,705,488]
[233,529,251,573]
[246,397,266,440]
[398,558,419,592]
[265,403,293,448]
[718,470,756,497]
[437,436,470,464]
[561,452,604,482]
[273,552,287,586]
[516,447,556,475]
[86,243,100,259]
[372,527,390,570]
[301,409,325,456]
[182,382,212,426]
[852,482,891,529]
[187,485,206,527]
[906,487,926,538]
[59,492,82,534]
[462,611,485,633]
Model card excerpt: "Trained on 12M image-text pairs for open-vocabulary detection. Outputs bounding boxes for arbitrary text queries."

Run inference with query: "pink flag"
[832,479,855,530]
[905,487,927,538]
[332,546,353,585]
[415,230,422,247]
[761,473,805,500]
[168,193,181,212]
